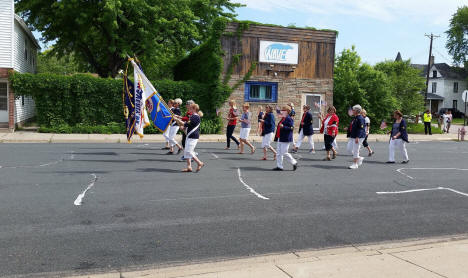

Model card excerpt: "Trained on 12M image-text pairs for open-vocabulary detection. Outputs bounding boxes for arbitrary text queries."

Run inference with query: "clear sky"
[235,0,465,66]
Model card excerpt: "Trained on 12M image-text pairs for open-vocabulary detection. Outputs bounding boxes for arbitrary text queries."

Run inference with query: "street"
[1,141,468,277]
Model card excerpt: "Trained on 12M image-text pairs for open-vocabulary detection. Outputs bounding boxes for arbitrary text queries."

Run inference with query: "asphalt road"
[1,141,468,277]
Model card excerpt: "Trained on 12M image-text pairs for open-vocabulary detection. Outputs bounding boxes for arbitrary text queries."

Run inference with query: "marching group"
[160,99,410,172]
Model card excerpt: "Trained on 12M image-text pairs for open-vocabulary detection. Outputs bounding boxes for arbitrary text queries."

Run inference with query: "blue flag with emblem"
[123,64,136,142]
[130,60,173,133]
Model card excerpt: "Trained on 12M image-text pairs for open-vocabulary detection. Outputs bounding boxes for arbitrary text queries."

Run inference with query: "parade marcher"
[346,108,356,155]
[166,98,183,155]
[288,102,296,146]
[175,104,204,172]
[225,99,240,150]
[292,105,315,154]
[239,103,255,154]
[259,105,277,160]
[423,109,432,135]
[442,111,448,133]
[361,109,374,156]
[162,99,174,150]
[320,106,339,161]
[273,106,298,171]
[387,110,409,164]
[257,106,264,136]
[179,100,195,160]
[348,105,366,169]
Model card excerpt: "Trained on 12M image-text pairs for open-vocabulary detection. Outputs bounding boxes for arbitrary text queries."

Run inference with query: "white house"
[410,56,468,115]
[0,0,40,131]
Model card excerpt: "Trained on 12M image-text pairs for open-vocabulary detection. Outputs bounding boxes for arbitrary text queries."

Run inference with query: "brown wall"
[219,23,336,133]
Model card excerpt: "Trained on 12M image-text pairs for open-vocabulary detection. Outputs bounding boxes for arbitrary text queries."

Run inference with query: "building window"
[453,100,458,109]
[432,70,437,78]
[454,82,459,93]
[24,39,28,61]
[244,81,278,102]
[432,82,437,93]
[0,83,7,111]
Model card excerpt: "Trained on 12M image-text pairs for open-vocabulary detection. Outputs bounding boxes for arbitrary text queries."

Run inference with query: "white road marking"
[237,168,269,200]
[74,174,98,206]
[211,153,219,159]
[0,151,75,169]
[377,187,468,198]
[397,168,468,180]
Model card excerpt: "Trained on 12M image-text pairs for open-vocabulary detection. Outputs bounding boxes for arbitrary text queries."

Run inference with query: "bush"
[10,72,225,134]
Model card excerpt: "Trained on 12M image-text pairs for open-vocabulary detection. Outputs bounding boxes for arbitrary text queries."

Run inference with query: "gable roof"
[411,63,468,80]
[14,14,40,49]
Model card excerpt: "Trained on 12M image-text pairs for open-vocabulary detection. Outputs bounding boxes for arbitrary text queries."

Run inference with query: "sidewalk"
[0,131,461,143]
[63,234,468,278]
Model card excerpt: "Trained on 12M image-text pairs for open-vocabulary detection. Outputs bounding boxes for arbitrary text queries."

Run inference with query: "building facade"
[0,0,39,131]
[412,56,467,115]
[220,23,337,132]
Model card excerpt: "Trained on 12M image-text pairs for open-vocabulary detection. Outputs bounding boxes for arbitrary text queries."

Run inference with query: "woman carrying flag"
[166,98,183,155]
[176,104,204,172]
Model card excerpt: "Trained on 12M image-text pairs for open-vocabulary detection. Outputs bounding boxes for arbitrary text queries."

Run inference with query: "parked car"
[438,108,465,118]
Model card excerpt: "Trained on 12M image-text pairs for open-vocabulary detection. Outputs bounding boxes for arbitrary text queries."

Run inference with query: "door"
[303,94,322,130]
[0,82,8,123]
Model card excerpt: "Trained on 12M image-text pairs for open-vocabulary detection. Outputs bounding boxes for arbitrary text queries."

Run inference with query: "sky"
[235,0,465,66]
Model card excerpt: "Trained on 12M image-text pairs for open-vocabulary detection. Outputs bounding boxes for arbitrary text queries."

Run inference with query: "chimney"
[430,55,435,67]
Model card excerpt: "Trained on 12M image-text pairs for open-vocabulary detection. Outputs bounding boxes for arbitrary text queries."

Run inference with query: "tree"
[446,6,468,68]
[16,0,241,78]
[334,47,397,131]
[374,60,426,116]
[37,49,82,75]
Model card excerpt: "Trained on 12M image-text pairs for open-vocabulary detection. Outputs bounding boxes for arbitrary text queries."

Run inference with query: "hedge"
[9,72,223,134]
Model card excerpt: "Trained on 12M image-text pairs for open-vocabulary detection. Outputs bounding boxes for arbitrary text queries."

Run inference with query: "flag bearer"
[176,104,204,172]
[166,98,183,155]
[162,99,174,149]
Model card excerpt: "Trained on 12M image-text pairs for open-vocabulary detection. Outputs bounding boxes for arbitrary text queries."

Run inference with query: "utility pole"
[424,33,440,106]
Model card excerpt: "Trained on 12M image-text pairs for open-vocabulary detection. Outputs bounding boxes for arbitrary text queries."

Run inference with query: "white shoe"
[309,149,316,154]
[349,163,359,169]
[358,157,364,166]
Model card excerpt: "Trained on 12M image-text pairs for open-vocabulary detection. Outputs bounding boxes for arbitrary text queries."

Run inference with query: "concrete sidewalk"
[63,234,468,278]
[0,131,461,143]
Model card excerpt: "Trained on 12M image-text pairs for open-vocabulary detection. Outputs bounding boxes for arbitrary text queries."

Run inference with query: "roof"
[395,52,402,62]
[14,14,40,49]
[425,93,444,100]
[411,63,468,80]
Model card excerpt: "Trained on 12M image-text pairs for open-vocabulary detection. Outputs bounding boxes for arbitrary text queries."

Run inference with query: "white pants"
[184,138,198,159]
[163,127,170,143]
[295,130,314,149]
[352,138,365,159]
[262,132,274,148]
[332,139,338,149]
[240,128,251,140]
[346,138,354,155]
[388,139,408,162]
[276,142,297,169]
[168,125,179,147]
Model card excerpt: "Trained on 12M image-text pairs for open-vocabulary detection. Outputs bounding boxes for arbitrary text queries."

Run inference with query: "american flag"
[380,120,387,130]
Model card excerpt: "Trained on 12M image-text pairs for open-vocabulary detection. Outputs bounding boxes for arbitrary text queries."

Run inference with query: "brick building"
[220,22,337,132]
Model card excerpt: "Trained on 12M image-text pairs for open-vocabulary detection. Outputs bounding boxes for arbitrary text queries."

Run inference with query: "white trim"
[11,1,14,69]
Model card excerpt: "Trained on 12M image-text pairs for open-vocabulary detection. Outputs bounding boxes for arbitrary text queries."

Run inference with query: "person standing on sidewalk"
[292,105,315,154]
[348,105,366,169]
[260,105,277,160]
[225,100,240,150]
[423,109,432,135]
[238,104,255,154]
[387,110,409,164]
[273,106,298,171]
[361,109,374,156]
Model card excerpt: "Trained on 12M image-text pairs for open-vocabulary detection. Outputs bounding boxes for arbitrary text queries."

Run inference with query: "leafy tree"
[334,47,397,131]
[446,6,468,68]
[37,49,82,75]
[16,0,241,78]
[374,60,426,116]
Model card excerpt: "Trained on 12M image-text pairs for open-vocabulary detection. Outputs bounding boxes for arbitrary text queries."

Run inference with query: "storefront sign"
[259,41,298,65]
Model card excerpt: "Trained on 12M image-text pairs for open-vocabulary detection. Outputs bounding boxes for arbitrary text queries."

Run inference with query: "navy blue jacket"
[350,115,366,138]
[171,107,181,126]
[299,111,314,136]
[279,116,294,142]
[262,112,275,135]
[390,118,409,143]
[185,114,200,139]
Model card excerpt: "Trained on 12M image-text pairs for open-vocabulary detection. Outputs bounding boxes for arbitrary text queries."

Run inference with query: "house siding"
[15,95,35,124]
[0,0,14,69]
[13,20,37,74]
